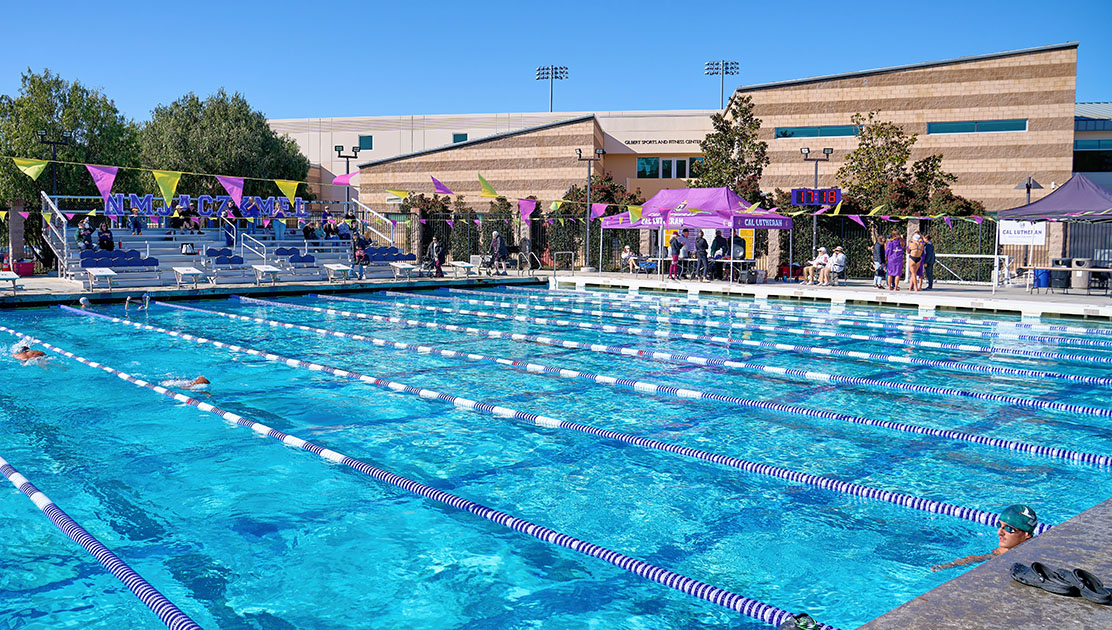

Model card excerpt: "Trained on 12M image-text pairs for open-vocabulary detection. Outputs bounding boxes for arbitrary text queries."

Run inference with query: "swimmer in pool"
[79,296,90,310]
[10,341,48,367]
[931,504,1037,571]
[160,376,211,395]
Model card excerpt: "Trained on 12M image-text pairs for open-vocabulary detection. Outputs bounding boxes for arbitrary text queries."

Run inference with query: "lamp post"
[37,130,72,197]
[335,145,360,208]
[535,65,568,113]
[801,147,833,255]
[704,60,739,110]
[576,147,605,271]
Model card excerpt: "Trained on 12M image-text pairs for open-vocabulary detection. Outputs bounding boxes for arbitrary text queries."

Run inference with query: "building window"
[675,159,687,179]
[453,133,468,143]
[637,157,659,179]
[1076,139,1112,151]
[926,119,1027,134]
[774,125,859,139]
[358,135,374,150]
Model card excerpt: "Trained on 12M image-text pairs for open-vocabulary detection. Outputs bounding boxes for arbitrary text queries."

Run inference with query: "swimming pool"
[2,286,1110,629]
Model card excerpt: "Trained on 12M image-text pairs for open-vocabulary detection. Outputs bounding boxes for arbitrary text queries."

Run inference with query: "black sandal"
[1011,562,1078,596]
[1057,568,1112,604]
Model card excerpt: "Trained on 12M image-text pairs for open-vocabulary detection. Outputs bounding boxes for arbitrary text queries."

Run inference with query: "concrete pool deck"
[548,273,1112,320]
[861,498,1112,629]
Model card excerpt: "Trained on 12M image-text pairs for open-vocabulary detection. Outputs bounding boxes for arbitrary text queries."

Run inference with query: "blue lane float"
[502,286,1112,338]
[0,457,202,629]
[68,302,1051,537]
[368,292,1112,367]
[0,325,820,630]
[408,288,1112,351]
[242,295,1112,468]
[394,291,1112,386]
[345,294,1112,421]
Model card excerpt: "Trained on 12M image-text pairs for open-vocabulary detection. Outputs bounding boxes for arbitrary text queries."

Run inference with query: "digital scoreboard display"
[791,188,841,206]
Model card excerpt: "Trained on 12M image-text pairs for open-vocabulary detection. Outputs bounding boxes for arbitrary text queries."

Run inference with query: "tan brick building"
[733,42,1078,211]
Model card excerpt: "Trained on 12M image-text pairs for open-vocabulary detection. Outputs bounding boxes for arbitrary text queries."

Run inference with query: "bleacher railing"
[40,192,70,277]
[351,199,394,245]
[240,232,267,263]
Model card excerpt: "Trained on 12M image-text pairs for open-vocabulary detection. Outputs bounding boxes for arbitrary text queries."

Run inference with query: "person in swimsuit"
[932,504,1037,571]
[907,232,925,291]
[160,376,211,395]
[11,341,48,366]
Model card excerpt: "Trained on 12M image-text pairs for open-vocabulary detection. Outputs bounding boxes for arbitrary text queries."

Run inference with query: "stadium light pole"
[535,65,568,112]
[704,60,739,110]
[37,130,72,197]
[801,147,834,255]
[335,145,360,206]
[576,147,605,271]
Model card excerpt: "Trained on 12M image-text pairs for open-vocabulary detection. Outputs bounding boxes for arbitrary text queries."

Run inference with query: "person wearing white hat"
[802,247,829,285]
[820,246,847,285]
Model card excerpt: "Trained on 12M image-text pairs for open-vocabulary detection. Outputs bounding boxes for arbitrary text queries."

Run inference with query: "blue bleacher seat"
[229,255,244,265]
[142,257,158,267]
[405,253,416,262]
[123,249,140,259]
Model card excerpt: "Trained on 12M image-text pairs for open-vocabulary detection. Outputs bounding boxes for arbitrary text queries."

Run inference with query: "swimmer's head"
[998,504,1038,534]
[18,346,29,353]
[193,376,210,385]
[79,297,90,306]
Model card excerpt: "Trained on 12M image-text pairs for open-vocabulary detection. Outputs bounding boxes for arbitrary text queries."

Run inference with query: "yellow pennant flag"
[0,211,7,221]
[558,218,565,226]
[172,210,180,218]
[151,170,183,206]
[274,180,300,205]
[43,212,52,223]
[477,173,498,198]
[550,201,562,212]
[87,209,98,217]
[386,189,411,200]
[868,204,886,216]
[830,200,843,215]
[747,204,762,214]
[12,158,49,181]
[628,205,643,223]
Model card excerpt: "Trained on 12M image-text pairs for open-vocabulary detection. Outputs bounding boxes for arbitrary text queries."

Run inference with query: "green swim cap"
[999,504,1038,533]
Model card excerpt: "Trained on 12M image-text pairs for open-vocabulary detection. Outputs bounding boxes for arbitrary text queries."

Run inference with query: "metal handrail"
[351,199,394,244]
[553,251,574,277]
[241,232,266,263]
[40,192,69,275]
[220,216,238,250]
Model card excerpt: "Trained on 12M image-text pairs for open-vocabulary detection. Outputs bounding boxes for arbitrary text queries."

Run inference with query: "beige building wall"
[733,43,1078,211]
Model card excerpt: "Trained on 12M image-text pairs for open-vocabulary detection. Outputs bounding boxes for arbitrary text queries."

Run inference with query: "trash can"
[14,261,34,277]
[1073,269,1091,290]
[1033,269,1050,288]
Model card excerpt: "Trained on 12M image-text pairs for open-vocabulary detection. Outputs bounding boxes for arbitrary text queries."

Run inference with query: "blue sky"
[3,0,1109,121]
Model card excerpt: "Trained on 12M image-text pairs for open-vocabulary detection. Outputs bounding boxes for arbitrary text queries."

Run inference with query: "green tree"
[558,172,644,269]
[0,69,141,265]
[448,194,477,259]
[139,89,311,200]
[481,196,516,253]
[689,95,769,203]
[835,111,915,214]
[402,193,451,259]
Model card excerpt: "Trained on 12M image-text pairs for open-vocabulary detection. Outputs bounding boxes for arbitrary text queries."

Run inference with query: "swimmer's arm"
[931,553,993,571]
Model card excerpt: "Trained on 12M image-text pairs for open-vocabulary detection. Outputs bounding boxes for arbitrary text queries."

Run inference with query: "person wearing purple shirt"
[884,231,905,290]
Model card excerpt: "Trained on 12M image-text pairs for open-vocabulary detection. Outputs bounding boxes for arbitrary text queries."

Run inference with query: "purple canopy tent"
[991,174,1112,294]
[600,187,792,279]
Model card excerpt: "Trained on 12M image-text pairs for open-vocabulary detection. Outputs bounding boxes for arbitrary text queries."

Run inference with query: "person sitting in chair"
[621,245,639,273]
[803,247,828,284]
[819,246,846,286]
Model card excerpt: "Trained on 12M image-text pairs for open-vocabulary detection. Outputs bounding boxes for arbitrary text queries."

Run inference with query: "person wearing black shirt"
[694,232,710,282]
[427,236,446,277]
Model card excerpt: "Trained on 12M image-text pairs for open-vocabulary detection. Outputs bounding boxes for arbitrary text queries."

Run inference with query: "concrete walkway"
[861,499,1112,629]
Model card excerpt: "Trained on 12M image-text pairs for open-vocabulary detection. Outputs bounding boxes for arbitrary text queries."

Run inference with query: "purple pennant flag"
[812,206,829,216]
[18,212,29,219]
[419,218,427,224]
[972,216,984,225]
[474,218,482,227]
[431,176,453,195]
[848,215,866,228]
[216,175,245,208]
[547,218,555,225]
[85,165,118,202]
[590,203,607,219]
[446,219,454,228]
[944,216,953,229]
[518,199,537,221]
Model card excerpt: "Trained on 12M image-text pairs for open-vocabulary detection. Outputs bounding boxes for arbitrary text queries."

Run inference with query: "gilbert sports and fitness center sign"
[999,220,1047,246]
[104,193,310,217]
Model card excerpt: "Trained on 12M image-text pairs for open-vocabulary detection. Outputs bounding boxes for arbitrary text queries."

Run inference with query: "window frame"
[358,135,374,150]
[452,133,468,143]
[926,119,1028,135]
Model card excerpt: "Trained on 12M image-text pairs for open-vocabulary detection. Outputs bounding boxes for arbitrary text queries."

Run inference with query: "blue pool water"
[2,287,1111,629]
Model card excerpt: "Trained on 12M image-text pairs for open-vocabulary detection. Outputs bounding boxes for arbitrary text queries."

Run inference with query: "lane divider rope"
[0,458,202,629]
[249,295,1112,467]
[413,291,1112,386]
[76,302,1050,536]
[348,294,1112,420]
[502,286,1112,338]
[495,287,1112,349]
[370,292,1112,366]
[0,324,819,630]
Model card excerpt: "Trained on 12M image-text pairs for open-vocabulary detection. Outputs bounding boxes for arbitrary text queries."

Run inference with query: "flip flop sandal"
[1011,562,1079,596]
[1057,568,1112,604]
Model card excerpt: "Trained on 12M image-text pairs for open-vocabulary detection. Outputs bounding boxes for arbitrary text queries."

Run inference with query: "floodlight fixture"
[536,65,568,112]
[800,147,810,155]
[705,59,740,109]
[822,147,834,156]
